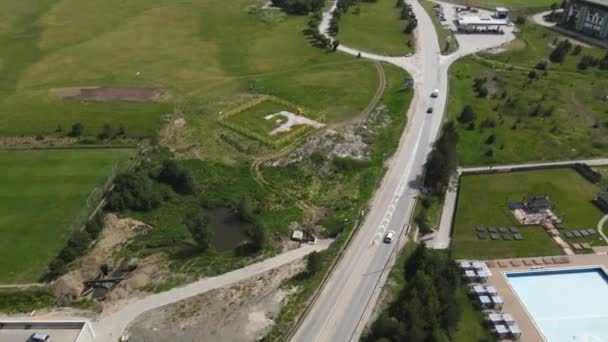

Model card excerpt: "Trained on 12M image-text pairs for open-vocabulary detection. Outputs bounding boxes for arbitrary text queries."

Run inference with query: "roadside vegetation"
[363,244,493,342]
[0,287,55,314]
[263,63,414,340]
[338,0,415,56]
[421,0,459,55]
[448,21,608,166]
[452,168,606,260]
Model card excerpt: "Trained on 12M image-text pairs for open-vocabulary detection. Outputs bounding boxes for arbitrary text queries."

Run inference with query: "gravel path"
[93,240,332,341]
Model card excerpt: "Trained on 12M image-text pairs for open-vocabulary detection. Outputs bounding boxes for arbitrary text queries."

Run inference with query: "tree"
[98,123,113,140]
[237,197,254,223]
[528,70,538,79]
[249,224,267,251]
[515,16,526,25]
[68,123,84,137]
[485,134,496,145]
[186,211,211,251]
[106,172,162,212]
[306,251,322,276]
[572,44,583,55]
[423,122,458,194]
[331,40,340,51]
[457,105,476,123]
[549,39,572,63]
[157,160,197,195]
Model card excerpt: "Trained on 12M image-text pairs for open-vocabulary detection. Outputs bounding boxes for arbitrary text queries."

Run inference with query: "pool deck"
[485,253,608,342]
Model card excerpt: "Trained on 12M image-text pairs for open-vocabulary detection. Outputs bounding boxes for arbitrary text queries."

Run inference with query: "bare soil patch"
[50,87,169,102]
[53,214,163,305]
[127,260,305,342]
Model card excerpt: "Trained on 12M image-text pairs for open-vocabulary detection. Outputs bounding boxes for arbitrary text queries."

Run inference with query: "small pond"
[205,208,250,251]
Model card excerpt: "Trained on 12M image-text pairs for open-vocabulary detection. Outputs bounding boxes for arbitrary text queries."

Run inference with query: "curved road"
[291,1,516,342]
[91,240,332,341]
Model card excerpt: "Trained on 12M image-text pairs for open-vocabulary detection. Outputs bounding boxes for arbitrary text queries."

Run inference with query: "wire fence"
[66,152,140,236]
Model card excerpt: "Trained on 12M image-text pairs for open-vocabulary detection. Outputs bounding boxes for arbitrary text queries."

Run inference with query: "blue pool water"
[506,267,608,342]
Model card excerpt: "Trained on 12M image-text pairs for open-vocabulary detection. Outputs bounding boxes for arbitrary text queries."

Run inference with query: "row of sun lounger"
[487,256,571,268]
[476,226,519,234]
[564,229,597,238]
[570,242,592,250]
[477,232,523,240]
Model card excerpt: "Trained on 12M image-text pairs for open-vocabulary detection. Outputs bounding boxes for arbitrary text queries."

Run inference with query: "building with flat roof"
[456,15,509,32]
[0,321,95,342]
[561,0,608,41]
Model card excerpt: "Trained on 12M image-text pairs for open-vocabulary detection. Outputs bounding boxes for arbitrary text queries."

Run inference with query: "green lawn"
[448,23,608,166]
[421,0,459,55]
[0,148,134,283]
[338,0,414,56]
[452,168,605,260]
[0,0,381,160]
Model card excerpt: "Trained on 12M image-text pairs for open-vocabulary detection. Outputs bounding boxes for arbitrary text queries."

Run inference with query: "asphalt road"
[291,1,516,341]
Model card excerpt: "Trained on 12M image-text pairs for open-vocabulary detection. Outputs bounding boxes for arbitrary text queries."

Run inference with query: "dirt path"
[92,240,332,341]
[249,61,387,210]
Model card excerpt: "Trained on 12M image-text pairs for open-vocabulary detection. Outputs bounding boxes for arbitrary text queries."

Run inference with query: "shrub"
[0,288,55,314]
[535,60,548,70]
[68,123,84,137]
[458,105,476,123]
[185,211,211,251]
[157,160,197,195]
[306,251,323,276]
[106,172,162,212]
[515,16,526,25]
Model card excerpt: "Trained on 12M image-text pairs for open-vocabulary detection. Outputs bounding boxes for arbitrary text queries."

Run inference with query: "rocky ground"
[126,259,305,342]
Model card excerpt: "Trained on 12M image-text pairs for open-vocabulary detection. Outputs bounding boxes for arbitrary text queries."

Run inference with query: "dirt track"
[51,87,169,102]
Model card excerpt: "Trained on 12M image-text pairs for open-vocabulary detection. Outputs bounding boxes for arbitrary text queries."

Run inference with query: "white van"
[384,231,396,243]
[29,333,51,342]
[431,89,439,97]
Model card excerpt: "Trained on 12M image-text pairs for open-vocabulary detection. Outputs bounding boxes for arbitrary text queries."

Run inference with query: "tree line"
[271,0,326,14]
[363,244,465,341]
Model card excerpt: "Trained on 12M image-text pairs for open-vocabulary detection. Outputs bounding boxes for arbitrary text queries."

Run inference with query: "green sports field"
[0,148,134,283]
[0,0,382,161]
[452,168,605,260]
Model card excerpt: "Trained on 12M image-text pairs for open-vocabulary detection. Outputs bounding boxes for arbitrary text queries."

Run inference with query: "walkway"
[93,240,332,341]
[598,215,608,244]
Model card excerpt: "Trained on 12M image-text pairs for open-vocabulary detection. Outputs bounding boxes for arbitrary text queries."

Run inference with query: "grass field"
[452,168,605,260]
[0,0,381,157]
[0,148,134,283]
[220,96,321,146]
[421,0,459,55]
[338,0,414,56]
[448,23,608,166]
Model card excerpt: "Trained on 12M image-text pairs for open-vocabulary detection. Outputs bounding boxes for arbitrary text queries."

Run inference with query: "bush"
[535,60,548,70]
[249,224,267,252]
[185,211,211,251]
[0,287,55,314]
[457,105,476,123]
[106,172,162,212]
[97,123,113,140]
[515,16,526,25]
[68,123,84,137]
[271,0,326,14]
[85,211,105,240]
[306,251,323,276]
[157,160,197,195]
[549,39,572,63]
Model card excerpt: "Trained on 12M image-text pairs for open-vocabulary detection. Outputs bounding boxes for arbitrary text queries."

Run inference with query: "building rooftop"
[0,321,91,342]
[580,0,608,7]
[457,15,509,26]
[495,7,509,12]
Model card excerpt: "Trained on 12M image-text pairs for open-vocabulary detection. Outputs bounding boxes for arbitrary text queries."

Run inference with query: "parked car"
[29,333,51,342]
[427,107,434,114]
[384,231,396,243]
[431,89,439,97]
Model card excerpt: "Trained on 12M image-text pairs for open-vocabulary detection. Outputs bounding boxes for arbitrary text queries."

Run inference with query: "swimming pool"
[506,267,608,342]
